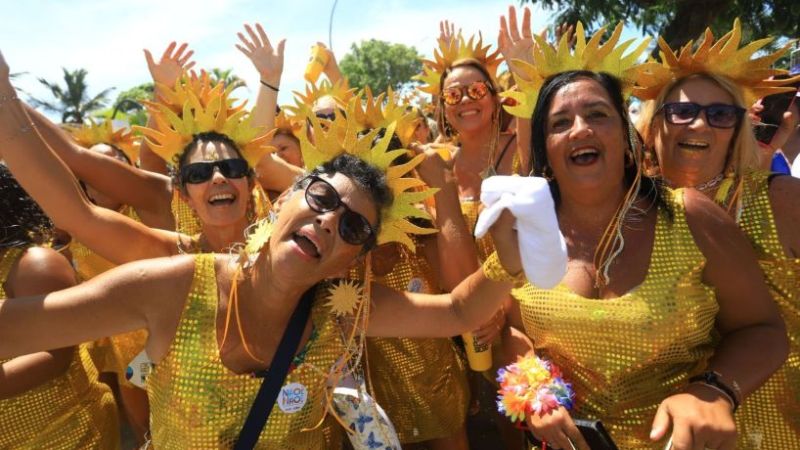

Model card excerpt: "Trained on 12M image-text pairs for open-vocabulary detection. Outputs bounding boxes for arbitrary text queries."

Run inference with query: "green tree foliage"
[29,68,113,124]
[93,82,153,127]
[521,0,800,53]
[339,39,423,93]
[209,68,246,91]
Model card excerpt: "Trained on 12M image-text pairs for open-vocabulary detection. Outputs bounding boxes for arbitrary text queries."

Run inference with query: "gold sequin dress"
[146,254,344,449]
[512,189,718,449]
[732,171,800,448]
[70,205,148,384]
[0,247,120,449]
[460,199,495,262]
[367,240,469,443]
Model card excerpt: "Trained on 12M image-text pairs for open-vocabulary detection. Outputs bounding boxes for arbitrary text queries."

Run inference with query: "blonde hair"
[638,73,761,176]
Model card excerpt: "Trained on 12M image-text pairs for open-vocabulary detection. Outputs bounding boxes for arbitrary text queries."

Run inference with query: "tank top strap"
[169,253,219,359]
[737,170,785,260]
[654,187,706,276]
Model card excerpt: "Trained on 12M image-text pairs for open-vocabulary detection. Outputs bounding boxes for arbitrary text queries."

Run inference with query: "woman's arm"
[0,254,196,362]
[649,188,788,448]
[0,86,181,264]
[0,247,76,399]
[236,22,284,130]
[25,104,175,230]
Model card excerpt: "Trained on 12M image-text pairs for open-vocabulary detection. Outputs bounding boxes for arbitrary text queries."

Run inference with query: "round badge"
[277,382,308,414]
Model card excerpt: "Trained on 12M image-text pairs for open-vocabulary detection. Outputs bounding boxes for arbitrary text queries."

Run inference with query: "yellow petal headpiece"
[274,109,304,137]
[503,22,651,118]
[633,18,799,105]
[133,73,275,167]
[66,119,140,164]
[351,87,419,148]
[415,33,504,96]
[293,78,356,108]
[293,97,438,251]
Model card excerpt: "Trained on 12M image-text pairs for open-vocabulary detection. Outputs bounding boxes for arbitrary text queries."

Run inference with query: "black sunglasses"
[658,102,745,129]
[303,175,375,247]
[179,158,250,184]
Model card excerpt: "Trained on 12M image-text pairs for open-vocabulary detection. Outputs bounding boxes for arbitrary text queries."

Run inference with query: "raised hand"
[498,6,534,81]
[144,42,195,88]
[236,23,285,87]
[439,20,460,44]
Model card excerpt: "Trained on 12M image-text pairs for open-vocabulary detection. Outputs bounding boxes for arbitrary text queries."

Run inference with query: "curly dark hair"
[294,153,393,250]
[0,164,54,248]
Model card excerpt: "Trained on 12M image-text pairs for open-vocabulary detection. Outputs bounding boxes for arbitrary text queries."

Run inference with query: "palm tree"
[209,68,246,91]
[29,68,114,124]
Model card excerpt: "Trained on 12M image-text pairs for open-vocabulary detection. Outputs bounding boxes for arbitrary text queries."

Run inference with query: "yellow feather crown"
[351,87,419,148]
[415,33,504,96]
[133,73,275,168]
[274,110,305,137]
[292,96,438,251]
[633,18,799,105]
[293,78,356,108]
[503,22,651,119]
[66,119,140,164]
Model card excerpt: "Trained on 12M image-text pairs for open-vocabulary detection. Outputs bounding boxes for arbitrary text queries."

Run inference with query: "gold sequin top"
[731,171,800,449]
[147,254,344,449]
[70,205,148,380]
[368,240,469,443]
[512,189,718,449]
[460,199,495,262]
[0,247,120,449]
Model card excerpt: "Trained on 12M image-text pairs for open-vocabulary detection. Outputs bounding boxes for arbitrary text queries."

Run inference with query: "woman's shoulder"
[6,246,76,296]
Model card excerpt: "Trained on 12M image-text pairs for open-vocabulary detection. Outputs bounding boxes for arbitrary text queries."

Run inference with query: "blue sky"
[2,0,646,112]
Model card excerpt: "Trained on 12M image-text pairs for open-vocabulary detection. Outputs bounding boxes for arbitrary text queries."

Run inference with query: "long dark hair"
[0,164,54,248]
[530,70,662,208]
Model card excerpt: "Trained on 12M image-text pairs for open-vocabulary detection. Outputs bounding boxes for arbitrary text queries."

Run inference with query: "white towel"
[474,176,567,289]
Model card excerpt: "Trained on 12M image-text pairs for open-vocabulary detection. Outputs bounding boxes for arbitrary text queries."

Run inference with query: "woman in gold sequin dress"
[497,69,788,450]
[0,165,119,449]
[637,22,800,449]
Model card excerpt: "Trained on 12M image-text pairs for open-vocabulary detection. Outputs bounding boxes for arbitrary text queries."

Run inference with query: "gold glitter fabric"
[147,254,345,449]
[368,240,469,443]
[732,171,800,449]
[460,199,495,262]
[0,247,120,449]
[70,205,148,384]
[512,189,718,449]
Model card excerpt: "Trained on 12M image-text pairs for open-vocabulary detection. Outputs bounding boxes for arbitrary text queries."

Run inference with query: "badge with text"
[278,382,308,414]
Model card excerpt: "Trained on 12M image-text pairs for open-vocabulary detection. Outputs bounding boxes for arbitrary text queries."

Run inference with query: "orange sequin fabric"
[733,171,800,449]
[0,247,119,449]
[368,241,469,443]
[146,254,344,449]
[512,189,718,449]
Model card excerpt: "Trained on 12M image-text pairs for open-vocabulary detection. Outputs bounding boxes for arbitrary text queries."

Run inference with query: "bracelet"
[497,354,574,422]
[688,371,741,412]
[259,80,279,92]
[482,251,525,285]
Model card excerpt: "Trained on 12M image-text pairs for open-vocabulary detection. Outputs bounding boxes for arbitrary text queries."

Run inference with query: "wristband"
[497,354,574,422]
[688,371,741,412]
[259,79,279,92]
[482,251,525,285]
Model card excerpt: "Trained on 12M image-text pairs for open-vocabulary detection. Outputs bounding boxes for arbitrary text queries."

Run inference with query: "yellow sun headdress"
[66,119,140,164]
[294,96,438,251]
[133,72,275,168]
[503,22,651,119]
[415,32,504,96]
[293,78,356,109]
[351,87,419,148]
[274,109,305,137]
[633,18,799,105]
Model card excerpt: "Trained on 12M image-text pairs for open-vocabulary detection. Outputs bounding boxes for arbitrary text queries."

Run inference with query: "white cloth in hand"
[474,176,567,288]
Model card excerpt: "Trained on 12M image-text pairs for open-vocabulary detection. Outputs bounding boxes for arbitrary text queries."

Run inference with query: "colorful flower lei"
[496,354,575,423]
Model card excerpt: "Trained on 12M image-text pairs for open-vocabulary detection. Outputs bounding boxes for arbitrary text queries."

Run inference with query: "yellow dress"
[512,189,718,449]
[367,240,469,443]
[460,199,495,262]
[147,254,344,449]
[70,205,148,383]
[0,247,120,449]
[732,171,800,449]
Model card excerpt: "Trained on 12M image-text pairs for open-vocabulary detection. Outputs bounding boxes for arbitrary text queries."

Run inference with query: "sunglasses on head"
[658,102,745,129]
[303,175,375,248]
[441,80,493,106]
[179,158,250,184]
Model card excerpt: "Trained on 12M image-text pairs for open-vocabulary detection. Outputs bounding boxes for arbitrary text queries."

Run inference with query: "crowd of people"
[0,5,798,450]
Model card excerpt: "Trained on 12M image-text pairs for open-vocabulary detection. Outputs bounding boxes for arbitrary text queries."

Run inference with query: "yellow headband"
[66,119,140,164]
